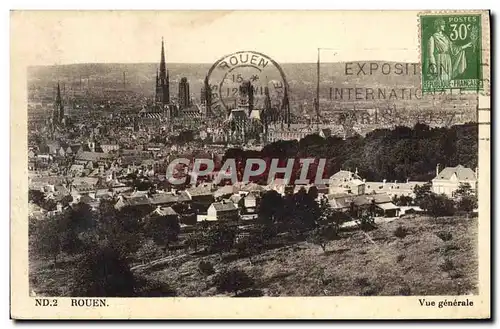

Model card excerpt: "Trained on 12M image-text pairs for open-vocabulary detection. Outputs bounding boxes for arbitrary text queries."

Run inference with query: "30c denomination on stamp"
[420,14,482,92]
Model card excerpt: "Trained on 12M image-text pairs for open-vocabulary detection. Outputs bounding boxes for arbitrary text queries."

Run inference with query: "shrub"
[394,226,408,239]
[441,243,460,254]
[206,223,237,257]
[457,195,477,214]
[354,276,370,288]
[185,231,205,252]
[234,235,263,264]
[420,193,456,217]
[214,268,255,296]
[358,214,376,231]
[135,240,159,264]
[439,258,455,272]
[307,223,339,252]
[393,195,414,206]
[398,285,412,296]
[436,231,453,241]
[396,254,406,263]
[455,183,477,215]
[70,246,135,297]
[135,277,176,297]
[198,261,215,276]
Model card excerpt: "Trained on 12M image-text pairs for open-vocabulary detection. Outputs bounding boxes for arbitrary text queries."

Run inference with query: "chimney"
[436,163,440,177]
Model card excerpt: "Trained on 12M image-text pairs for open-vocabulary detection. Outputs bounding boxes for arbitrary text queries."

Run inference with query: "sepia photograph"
[11,10,491,319]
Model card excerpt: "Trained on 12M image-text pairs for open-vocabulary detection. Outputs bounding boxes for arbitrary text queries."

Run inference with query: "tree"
[258,190,284,223]
[70,245,136,297]
[41,198,57,212]
[457,195,477,215]
[135,240,158,264]
[348,201,359,219]
[206,223,237,258]
[317,197,344,230]
[32,217,63,267]
[414,182,433,207]
[185,230,205,253]
[368,199,377,217]
[307,223,339,253]
[60,194,74,207]
[143,215,180,252]
[393,195,413,206]
[97,201,143,256]
[425,193,456,217]
[358,213,376,231]
[455,183,474,198]
[455,183,477,215]
[29,189,45,206]
[66,202,95,235]
[292,187,320,228]
[234,234,264,265]
[214,268,255,296]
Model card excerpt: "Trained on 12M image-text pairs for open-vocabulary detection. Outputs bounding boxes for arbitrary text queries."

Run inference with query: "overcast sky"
[12,11,421,65]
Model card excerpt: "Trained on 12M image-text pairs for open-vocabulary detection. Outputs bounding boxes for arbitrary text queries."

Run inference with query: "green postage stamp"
[420,14,482,92]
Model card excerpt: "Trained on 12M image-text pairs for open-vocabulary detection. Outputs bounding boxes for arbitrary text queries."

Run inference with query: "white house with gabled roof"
[431,164,477,197]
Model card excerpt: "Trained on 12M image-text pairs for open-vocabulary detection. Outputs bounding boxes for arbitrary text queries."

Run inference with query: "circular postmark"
[206,51,289,115]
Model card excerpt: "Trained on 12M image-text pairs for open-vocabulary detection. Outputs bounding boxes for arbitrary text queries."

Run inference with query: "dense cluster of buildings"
[28,123,478,222]
[27,38,479,225]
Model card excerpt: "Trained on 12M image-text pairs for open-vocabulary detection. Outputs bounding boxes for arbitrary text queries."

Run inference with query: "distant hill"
[28,62,476,116]
[28,61,418,92]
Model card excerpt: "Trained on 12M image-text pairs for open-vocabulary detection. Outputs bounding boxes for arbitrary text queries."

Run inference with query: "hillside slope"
[140,215,478,297]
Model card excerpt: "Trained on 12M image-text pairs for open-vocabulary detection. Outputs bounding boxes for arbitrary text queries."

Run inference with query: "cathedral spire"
[282,85,290,128]
[157,37,169,105]
[204,75,211,116]
[53,82,64,124]
[56,82,62,105]
[160,37,166,78]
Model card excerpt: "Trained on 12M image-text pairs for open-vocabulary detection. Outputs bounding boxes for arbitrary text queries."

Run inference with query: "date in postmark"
[420,14,482,92]
[206,50,289,115]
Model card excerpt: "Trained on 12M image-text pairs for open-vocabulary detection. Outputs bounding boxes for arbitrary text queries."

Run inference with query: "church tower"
[53,82,64,125]
[156,38,170,105]
[155,69,159,101]
[201,75,212,117]
[238,80,254,116]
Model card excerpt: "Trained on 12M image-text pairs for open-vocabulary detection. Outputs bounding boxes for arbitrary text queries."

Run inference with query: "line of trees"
[223,123,477,182]
[29,200,181,297]
[29,182,477,297]
[412,182,477,217]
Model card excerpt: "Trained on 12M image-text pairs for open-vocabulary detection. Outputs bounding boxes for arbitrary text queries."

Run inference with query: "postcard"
[10,10,490,319]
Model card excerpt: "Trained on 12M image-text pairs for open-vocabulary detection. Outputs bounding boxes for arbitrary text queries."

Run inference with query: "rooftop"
[434,165,476,181]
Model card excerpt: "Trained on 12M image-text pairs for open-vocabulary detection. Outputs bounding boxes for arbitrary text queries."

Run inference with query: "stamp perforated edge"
[417,10,490,96]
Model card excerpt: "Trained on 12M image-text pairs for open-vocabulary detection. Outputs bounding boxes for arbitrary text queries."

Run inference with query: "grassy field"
[140,214,478,297]
[30,214,478,297]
